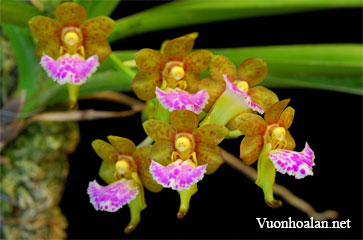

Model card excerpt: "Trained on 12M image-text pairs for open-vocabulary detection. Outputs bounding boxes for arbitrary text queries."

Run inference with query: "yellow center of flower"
[235,81,249,92]
[175,136,191,152]
[115,159,130,175]
[64,31,80,46]
[271,127,286,141]
[170,66,185,80]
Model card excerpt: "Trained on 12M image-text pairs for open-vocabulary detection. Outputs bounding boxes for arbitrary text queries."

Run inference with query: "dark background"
[59,1,363,239]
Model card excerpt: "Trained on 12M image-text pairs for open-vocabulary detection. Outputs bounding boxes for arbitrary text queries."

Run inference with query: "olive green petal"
[35,39,61,59]
[84,38,112,63]
[142,119,175,143]
[195,144,223,174]
[239,135,264,165]
[184,70,200,94]
[107,136,136,155]
[278,106,295,129]
[29,16,62,39]
[163,35,194,61]
[91,139,118,162]
[237,58,268,87]
[264,99,290,124]
[131,71,161,101]
[81,16,114,39]
[248,86,279,112]
[135,48,165,72]
[149,141,174,166]
[209,55,237,83]
[55,2,86,27]
[133,146,163,193]
[184,50,213,73]
[193,124,228,146]
[170,109,198,133]
[227,113,267,136]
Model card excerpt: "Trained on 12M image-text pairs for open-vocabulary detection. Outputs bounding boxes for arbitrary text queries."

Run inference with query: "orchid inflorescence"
[29,2,316,234]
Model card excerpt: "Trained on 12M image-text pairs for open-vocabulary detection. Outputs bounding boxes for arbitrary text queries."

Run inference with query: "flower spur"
[88,136,162,233]
[143,109,228,218]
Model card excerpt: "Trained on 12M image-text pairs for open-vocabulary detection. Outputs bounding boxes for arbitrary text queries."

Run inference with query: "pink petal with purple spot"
[155,87,209,114]
[87,179,138,212]
[40,53,99,85]
[269,142,315,179]
[223,74,264,114]
[149,159,207,190]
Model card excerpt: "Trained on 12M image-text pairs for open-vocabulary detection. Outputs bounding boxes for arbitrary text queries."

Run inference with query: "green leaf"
[0,1,43,27]
[107,44,362,95]
[2,24,43,99]
[21,70,134,115]
[75,0,120,18]
[109,0,362,42]
[210,44,363,95]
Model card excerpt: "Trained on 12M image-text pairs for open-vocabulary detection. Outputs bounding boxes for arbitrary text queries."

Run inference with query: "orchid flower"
[29,2,114,106]
[132,35,213,101]
[200,74,264,127]
[88,136,162,233]
[230,99,315,208]
[143,109,228,218]
[197,55,278,113]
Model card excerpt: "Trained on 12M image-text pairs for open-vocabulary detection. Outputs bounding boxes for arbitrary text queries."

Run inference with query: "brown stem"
[221,148,338,221]
[80,91,145,111]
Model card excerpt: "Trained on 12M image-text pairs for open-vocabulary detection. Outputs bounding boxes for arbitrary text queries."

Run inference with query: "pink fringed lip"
[149,159,207,190]
[87,179,138,212]
[155,87,209,114]
[269,142,315,179]
[40,53,99,85]
[223,74,264,114]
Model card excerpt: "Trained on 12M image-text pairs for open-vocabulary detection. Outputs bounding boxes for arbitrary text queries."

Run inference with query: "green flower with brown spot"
[143,109,228,218]
[132,35,214,101]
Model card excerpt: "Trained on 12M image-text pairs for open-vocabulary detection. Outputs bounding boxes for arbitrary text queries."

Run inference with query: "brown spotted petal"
[240,135,264,165]
[228,113,267,136]
[150,141,174,166]
[193,124,228,146]
[55,2,86,27]
[195,144,223,174]
[29,16,62,39]
[131,71,161,101]
[92,139,118,162]
[278,106,295,129]
[107,136,136,155]
[81,16,114,39]
[184,50,213,73]
[143,119,175,143]
[248,86,279,112]
[133,146,163,193]
[171,109,198,133]
[135,49,165,72]
[197,77,225,112]
[184,71,200,94]
[238,58,268,87]
[209,55,237,83]
[35,39,61,59]
[163,35,194,61]
[83,38,112,63]
[264,99,290,124]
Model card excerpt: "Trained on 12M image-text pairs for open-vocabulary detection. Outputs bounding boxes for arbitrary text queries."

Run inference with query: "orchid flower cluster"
[29,2,315,234]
